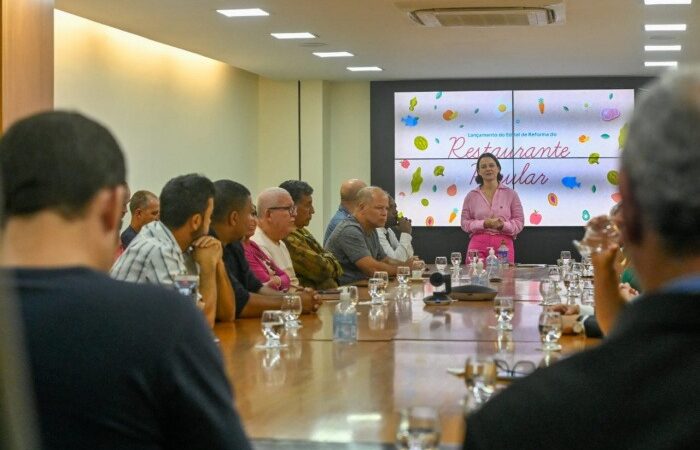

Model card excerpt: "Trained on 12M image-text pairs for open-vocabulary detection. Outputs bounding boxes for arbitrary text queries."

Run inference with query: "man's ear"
[619,171,643,245]
[190,213,203,231]
[98,186,124,234]
[229,210,238,227]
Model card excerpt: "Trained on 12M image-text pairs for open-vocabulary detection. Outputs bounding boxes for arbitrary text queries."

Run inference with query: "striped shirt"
[111,221,197,286]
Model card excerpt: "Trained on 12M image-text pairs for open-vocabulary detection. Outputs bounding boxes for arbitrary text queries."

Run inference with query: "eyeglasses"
[268,205,297,215]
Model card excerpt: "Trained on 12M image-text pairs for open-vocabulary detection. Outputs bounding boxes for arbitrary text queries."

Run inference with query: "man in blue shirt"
[323,178,366,246]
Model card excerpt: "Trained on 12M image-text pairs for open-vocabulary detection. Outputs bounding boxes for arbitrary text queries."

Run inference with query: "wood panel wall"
[1,0,54,131]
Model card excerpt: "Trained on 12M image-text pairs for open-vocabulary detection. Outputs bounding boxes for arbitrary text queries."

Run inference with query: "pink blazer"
[460,183,524,238]
[243,240,291,291]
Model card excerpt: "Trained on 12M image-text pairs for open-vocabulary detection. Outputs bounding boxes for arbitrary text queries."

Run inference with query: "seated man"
[211,180,321,318]
[251,187,299,286]
[280,180,343,290]
[0,111,250,449]
[120,189,160,248]
[243,207,291,291]
[112,174,235,326]
[323,178,366,246]
[326,186,412,285]
[376,194,414,260]
[464,68,700,449]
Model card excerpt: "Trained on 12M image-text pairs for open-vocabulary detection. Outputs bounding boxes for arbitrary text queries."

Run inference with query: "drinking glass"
[373,271,389,298]
[492,297,514,331]
[434,256,448,273]
[340,285,359,308]
[411,260,425,279]
[396,406,441,450]
[173,273,199,305]
[467,249,480,264]
[581,288,595,306]
[538,310,563,352]
[397,266,410,287]
[560,251,572,265]
[573,215,621,258]
[538,279,557,306]
[450,252,462,268]
[571,262,584,277]
[281,294,302,329]
[368,304,388,330]
[368,277,385,305]
[464,357,497,405]
[257,310,287,349]
[547,266,560,282]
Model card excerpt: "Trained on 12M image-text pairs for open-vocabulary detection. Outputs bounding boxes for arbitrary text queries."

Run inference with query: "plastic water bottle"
[486,247,499,269]
[333,292,357,343]
[475,260,488,286]
[497,240,509,266]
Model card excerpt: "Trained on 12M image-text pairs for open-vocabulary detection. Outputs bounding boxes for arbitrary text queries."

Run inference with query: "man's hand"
[549,304,580,315]
[592,244,626,335]
[191,236,222,272]
[265,275,282,289]
[397,217,412,235]
[299,288,322,314]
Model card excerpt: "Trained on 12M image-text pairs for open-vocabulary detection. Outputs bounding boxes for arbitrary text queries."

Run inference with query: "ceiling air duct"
[408,4,565,27]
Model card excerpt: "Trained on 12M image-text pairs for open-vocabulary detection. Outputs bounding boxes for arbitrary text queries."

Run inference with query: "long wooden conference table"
[214,266,599,449]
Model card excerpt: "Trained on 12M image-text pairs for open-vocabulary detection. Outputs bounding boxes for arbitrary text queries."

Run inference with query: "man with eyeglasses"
[251,187,300,287]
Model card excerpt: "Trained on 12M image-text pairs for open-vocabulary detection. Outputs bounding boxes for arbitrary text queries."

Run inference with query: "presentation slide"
[394,89,634,227]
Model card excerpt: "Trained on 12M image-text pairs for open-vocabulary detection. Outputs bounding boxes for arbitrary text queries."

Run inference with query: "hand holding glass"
[573,215,621,258]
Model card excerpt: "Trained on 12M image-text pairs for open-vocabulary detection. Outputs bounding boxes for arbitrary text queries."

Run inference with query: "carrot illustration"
[538,98,545,114]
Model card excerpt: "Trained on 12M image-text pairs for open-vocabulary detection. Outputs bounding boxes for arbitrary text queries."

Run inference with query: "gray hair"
[256,187,292,217]
[356,186,388,208]
[621,67,700,254]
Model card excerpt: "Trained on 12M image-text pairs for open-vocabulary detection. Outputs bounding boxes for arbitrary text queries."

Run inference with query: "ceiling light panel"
[271,32,316,39]
[217,8,269,17]
[644,45,682,51]
[644,24,687,31]
[644,1,691,5]
[644,61,678,67]
[313,52,354,58]
[347,66,383,72]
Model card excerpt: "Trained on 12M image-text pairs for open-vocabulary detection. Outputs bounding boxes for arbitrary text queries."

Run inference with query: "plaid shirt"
[284,227,343,289]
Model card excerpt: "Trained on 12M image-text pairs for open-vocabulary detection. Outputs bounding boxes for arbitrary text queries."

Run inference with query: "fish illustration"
[401,115,419,127]
[411,167,424,193]
[561,177,581,189]
[409,97,418,112]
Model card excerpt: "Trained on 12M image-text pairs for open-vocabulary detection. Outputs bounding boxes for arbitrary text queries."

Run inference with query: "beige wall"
[54,10,371,238]
[54,10,259,197]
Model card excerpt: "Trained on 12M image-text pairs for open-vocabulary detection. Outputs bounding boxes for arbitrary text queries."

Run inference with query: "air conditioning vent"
[409,6,564,27]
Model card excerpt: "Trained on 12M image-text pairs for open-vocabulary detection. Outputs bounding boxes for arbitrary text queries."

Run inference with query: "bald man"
[323,178,367,246]
[251,187,300,287]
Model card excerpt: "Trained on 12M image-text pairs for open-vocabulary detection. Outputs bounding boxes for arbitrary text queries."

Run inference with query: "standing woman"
[460,153,524,263]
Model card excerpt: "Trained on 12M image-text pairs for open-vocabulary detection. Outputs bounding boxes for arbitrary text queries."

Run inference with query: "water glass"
[560,251,572,265]
[434,256,448,273]
[450,252,462,268]
[340,285,359,308]
[396,406,441,450]
[573,215,621,258]
[493,296,514,331]
[368,304,388,330]
[411,260,425,279]
[173,273,199,305]
[397,266,410,286]
[547,266,560,282]
[257,310,287,349]
[538,310,563,352]
[368,277,385,305]
[581,288,595,306]
[538,279,557,306]
[467,249,480,264]
[464,357,497,405]
[281,294,302,328]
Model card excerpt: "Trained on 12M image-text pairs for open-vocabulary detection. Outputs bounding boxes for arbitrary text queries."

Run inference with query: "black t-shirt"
[221,241,263,318]
[9,267,251,450]
[120,225,138,249]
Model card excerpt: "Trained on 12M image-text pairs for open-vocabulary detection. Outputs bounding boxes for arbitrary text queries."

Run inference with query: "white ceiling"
[55,0,699,81]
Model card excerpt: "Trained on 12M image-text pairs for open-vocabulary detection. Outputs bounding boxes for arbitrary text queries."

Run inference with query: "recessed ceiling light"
[644,45,682,51]
[217,8,269,17]
[644,24,687,31]
[644,61,678,67]
[271,32,316,39]
[347,66,383,72]
[644,0,691,5]
[313,52,354,58]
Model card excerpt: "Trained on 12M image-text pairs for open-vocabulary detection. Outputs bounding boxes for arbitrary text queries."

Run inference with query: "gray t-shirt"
[325,216,387,285]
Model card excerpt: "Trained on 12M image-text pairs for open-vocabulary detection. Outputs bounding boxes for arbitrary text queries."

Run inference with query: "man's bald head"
[257,187,293,217]
[339,179,367,211]
[354,186,389,230]
[256,187,296,241]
